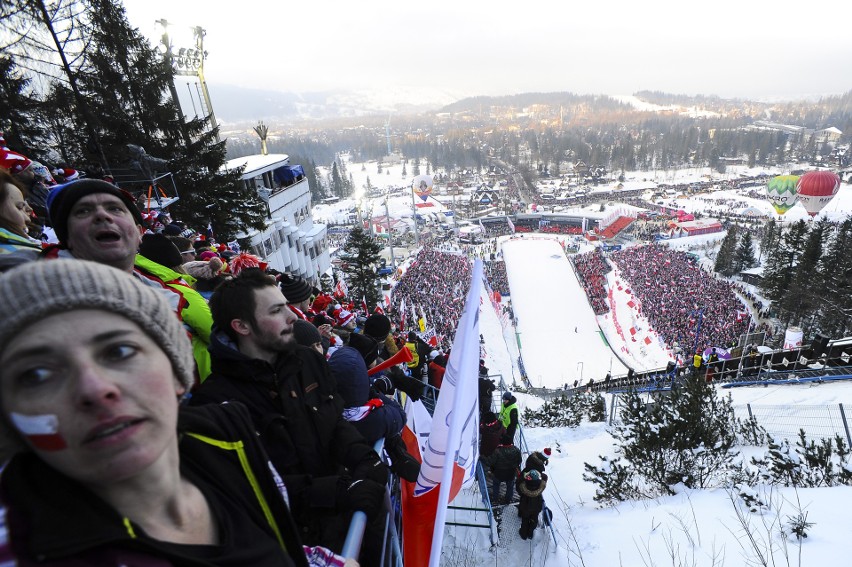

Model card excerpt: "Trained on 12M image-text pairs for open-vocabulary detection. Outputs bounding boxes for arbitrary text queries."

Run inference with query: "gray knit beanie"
[0,259,195,392]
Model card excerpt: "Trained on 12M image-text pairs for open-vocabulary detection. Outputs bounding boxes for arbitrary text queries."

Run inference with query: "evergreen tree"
[1,0,266,241]
[77,0,265,241]
[584,376,738,503]
[339,226,382,308]
[781,219,827,327]
[732,230,756,274]
[330,161,344,197]
[812,217,852,337]
[714,225,738,276]
[760,217,780,262]
[762,220,808,304]
[0,55,47,158]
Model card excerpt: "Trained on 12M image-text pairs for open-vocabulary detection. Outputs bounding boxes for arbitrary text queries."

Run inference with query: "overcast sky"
[122,0,851,103]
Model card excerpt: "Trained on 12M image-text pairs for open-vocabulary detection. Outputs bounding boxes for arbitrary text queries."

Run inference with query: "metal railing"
[735,403,852,445]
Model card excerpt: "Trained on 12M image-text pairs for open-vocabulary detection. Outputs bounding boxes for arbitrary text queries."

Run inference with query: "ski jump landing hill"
[501,237,629,389]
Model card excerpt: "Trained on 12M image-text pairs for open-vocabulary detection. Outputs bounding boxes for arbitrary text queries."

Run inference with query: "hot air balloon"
[796,170,841,217]
[765,175,799,215]
[412,174,433,202]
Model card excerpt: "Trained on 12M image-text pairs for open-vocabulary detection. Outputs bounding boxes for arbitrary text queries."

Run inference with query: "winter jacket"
[427,360,446,389]
[483,443,521,481]
[134,254,213,382]
[328,346,406,444]
[0,227,41,272]
[479,419,506,458]
[404,340,420,369]
[0,403,345,567]
[516,475,548,519]
[191,331,380,547]
[499,396,519,440]
[523,451,548,474]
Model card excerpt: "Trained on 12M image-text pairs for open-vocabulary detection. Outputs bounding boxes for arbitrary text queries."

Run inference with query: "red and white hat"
[0,149,32,175]
[334,307,355,327]
[52,168,80,182]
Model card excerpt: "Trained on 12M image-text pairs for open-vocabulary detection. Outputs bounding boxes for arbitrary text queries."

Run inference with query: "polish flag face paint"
[10,413,67,451]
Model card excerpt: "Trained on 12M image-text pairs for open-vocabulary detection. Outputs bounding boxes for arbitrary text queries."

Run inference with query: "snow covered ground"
[442,235,852,567]
[441,234,852,566]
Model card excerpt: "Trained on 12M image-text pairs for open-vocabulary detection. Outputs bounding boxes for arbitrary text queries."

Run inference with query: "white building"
[224,153,330,282]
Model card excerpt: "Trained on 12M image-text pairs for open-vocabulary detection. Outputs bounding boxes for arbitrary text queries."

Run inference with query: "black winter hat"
[163,222,183,236]
[363,313,392,340]
[348,332,379,367]
[279,273,313,304]
[139,233,183,268]
[46,179,143,246]
[293,319,323,348]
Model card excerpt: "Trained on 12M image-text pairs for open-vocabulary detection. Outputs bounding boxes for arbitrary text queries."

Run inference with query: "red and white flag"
[401,261,482,567]
[334,278,348,299]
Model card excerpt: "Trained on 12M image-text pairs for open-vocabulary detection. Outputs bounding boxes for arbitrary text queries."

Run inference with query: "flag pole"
[427,260,483,567]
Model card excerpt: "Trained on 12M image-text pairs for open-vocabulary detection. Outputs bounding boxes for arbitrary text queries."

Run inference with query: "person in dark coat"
[523,447,551,475]
[482,434,521,505]
[191,269,387,555]
[328,346,405,445]
[517,469,548,540]
[479,411,506,458]
[479,374,496,415]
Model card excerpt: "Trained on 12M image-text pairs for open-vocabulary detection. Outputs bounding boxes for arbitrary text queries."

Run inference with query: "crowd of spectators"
[609,244,751,352]
[484,259,509,296]
[571,249,611,315]
[514,224,584,235]
[390,245,472,345]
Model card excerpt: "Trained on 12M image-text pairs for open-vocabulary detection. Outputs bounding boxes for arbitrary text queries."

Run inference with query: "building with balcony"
[224,153,330,283]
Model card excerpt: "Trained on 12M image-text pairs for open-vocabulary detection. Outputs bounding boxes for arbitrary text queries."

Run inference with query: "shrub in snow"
[584,375,739,504]
[750,430,852,488]
[736,414,768,446]
[586,393,607,422]
[522,395,583,428]
[582,456,638,505]
[785,511,814,541]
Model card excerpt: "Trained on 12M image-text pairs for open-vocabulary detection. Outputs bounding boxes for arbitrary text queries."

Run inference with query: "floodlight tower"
[157,20,220,142]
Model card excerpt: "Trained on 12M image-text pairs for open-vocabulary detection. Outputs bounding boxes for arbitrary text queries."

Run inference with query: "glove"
[352,455,390,486]
[388,366,424,401]
[385,434,421,483]
[372,374,395,396]
[342,478,385,519]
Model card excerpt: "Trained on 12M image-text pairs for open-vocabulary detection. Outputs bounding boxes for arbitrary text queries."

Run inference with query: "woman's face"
[0,183,31,235]
[0,309,185,486]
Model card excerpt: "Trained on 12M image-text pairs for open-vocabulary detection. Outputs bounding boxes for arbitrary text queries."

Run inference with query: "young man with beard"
[190,269,388,557]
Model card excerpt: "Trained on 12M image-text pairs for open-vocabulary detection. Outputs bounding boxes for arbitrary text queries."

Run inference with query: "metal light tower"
[157,20,219,142]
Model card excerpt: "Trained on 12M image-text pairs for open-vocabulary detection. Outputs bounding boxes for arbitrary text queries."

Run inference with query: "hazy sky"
[122,0,852,102]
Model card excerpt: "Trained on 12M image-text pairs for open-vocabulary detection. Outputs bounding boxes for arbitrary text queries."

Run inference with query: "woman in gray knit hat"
[0,260,356,567]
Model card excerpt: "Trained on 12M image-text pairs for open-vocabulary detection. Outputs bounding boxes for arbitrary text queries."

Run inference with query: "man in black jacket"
[191,269,387,555]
